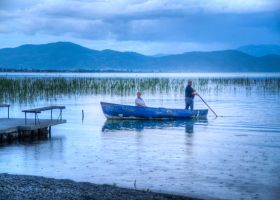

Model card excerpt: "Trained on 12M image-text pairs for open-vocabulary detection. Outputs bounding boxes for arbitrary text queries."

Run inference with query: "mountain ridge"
[0,42,279,72]
[237,44,280,57]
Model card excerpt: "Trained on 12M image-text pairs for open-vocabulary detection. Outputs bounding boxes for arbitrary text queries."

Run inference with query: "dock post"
[18,131,21,141]
[48,126,52,138]
[59,109,63,120]
[31,130,34,139]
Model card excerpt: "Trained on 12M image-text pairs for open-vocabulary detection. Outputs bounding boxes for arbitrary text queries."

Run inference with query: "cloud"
[0,0,279,53]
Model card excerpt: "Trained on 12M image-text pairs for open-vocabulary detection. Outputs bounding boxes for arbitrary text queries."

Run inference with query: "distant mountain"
[152,53,168,57]
[0,42,279,72]
[238,44,280,57]
[0,42,150,71]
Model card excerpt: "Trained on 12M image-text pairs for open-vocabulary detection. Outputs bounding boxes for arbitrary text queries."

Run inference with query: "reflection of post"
[135,122,144,132]
[185,121,194,133]
[185,121,194,157]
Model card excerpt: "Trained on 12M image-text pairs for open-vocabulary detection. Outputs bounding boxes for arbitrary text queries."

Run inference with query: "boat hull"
[100,102,208,119]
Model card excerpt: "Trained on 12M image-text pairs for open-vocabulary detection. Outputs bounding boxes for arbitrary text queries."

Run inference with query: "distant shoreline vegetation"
[0,68,137,73]
[0,68,280,73]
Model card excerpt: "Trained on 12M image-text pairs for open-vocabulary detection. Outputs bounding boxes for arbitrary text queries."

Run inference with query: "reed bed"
[0,77,279,104]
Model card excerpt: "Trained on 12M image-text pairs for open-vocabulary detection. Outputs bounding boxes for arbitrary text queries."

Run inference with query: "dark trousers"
[185,97,194,110]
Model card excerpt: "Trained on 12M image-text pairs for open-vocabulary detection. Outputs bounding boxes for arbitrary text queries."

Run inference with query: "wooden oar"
[197,93,218,117]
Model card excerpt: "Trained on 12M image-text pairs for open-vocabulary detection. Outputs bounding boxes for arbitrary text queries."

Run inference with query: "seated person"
[135,92,146,107]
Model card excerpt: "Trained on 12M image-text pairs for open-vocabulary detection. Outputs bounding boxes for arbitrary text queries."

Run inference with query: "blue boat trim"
[100,102,208,119]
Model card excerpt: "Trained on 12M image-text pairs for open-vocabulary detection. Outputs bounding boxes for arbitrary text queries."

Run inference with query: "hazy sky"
[0,0,279,54]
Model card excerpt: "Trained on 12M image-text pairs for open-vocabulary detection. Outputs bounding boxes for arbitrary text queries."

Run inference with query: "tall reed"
[0,77,279,104]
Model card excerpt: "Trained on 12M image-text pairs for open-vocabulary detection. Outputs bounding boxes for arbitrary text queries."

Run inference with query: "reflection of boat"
[102,119,208,133]
[100,102,208,119]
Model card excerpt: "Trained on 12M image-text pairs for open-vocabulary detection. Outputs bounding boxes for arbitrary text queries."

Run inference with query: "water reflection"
[21,136,65,161]
[1,73,279,200]
[0,136,65,172]
[102,119,208,133]
[0,136,64,154]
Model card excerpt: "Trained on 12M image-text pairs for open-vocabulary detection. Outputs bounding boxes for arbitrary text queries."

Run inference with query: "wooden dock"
[0,105,66,143]
[0,118,66,143]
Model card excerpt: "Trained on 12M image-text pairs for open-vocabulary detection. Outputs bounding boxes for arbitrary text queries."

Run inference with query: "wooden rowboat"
[100,102,208,119]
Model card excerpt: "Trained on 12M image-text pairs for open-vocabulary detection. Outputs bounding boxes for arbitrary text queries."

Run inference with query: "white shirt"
[135,97,146,107]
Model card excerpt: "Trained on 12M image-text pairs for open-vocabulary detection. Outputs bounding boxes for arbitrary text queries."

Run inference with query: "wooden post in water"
[18,131,22,141]
[48,126,52,138]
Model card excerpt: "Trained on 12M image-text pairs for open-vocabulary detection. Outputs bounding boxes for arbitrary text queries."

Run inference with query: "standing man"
[185,80,197,110]
[135,91,146,107]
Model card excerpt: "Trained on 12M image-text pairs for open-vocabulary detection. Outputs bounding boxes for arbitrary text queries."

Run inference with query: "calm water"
[0,73,280,200]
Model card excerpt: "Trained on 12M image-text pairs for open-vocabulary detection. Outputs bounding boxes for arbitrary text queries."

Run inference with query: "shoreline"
[0,173,200,200]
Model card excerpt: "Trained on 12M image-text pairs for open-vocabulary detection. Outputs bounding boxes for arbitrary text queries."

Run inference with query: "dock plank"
[0,104,10,107]
[0,118,66,134]
[22,106,65,113]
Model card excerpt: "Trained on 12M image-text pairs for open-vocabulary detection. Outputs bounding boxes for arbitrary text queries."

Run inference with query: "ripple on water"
[0,73,279,200]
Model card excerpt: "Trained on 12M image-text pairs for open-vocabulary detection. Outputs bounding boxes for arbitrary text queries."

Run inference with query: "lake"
[0,72,280,200]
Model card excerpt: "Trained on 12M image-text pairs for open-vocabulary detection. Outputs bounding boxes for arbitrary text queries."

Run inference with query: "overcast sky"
[0,0,279,54]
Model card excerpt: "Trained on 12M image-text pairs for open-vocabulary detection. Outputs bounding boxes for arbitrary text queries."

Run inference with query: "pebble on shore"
[0,173,200,200]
